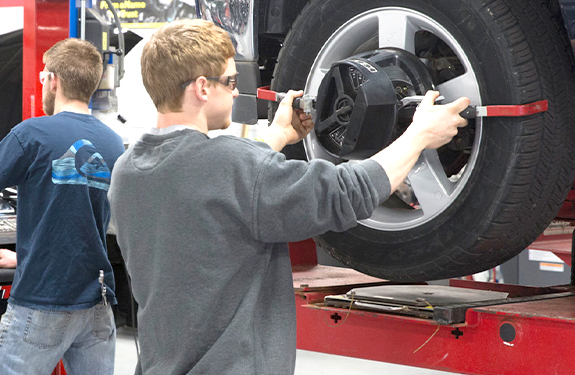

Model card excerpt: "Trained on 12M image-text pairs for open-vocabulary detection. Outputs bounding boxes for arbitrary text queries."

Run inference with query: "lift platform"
[290,236,575,375]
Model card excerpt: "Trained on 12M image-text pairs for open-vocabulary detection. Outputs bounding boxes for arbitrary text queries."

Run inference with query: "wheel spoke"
[436,72,481,104]
[407,149,456,216]
[316,111,340,134]
[307,69,328,93]
[377,12,417,53]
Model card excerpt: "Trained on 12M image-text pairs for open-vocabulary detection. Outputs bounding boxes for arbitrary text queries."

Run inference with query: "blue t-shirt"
[0,112,125,310]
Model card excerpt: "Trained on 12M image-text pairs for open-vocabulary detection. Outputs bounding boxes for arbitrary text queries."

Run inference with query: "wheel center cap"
[335,96,354,124]
[314,48,436,160]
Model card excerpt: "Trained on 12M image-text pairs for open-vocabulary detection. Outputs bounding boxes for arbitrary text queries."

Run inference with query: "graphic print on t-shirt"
[52,139,112,191]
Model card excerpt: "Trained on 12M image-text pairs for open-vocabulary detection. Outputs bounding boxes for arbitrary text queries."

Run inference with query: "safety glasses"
[180,73,238,91]
[39,71,54,85]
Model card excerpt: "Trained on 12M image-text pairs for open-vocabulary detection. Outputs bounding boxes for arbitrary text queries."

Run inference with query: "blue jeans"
[0,302,116,375]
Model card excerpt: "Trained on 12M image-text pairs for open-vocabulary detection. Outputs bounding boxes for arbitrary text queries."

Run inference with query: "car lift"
[289,233,575,375]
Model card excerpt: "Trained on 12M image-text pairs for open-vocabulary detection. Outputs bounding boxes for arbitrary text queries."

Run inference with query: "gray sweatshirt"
[108,127,390,375]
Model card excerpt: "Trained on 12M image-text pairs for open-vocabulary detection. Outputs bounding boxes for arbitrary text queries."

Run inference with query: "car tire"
[270,0,575,281]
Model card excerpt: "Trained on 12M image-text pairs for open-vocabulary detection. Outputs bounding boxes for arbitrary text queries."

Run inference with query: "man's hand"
[371,91,470,194]
[408,91,470,150]
[0,249,16,268]
[261,90,314,152]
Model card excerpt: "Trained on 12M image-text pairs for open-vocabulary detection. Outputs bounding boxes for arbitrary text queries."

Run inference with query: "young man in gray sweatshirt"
[108,19,470,375]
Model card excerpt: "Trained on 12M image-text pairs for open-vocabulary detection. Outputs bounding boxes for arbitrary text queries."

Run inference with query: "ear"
[49,74,58,93]
[194,76,210,102]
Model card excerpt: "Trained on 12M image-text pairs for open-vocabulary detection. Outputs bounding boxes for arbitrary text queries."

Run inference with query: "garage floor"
[114,327,463,375]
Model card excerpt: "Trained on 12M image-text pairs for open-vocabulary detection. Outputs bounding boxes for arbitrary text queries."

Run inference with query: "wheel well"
[549,0,575,39]
[257,0,309,36]
[256,0,308,87]
[255,0,572,58]
[255,0,574,87]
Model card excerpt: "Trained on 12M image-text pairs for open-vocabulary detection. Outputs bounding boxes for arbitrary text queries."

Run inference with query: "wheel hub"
[314,48,435,160]
[335,96,354,123]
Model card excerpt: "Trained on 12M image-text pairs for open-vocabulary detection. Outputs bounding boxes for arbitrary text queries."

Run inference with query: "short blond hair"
[141,19,236,113]
[43,38,103,103]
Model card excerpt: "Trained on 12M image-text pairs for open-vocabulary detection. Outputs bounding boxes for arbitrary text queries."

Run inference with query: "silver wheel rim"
[303,7,482,231]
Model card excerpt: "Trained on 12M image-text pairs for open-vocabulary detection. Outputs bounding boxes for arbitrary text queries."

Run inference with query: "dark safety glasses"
[180,74,238,91]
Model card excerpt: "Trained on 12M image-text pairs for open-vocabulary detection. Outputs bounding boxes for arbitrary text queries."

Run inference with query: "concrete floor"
[114,327,462,375]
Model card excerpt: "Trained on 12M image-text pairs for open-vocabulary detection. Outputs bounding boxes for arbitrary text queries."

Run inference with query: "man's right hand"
[0,249,16,269]
[262,90,314,152]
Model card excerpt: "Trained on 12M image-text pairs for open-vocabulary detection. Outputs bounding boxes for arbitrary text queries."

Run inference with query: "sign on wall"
[97,0,195,28]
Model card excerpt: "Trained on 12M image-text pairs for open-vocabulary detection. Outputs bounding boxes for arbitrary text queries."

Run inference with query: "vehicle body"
[197,0,575,281]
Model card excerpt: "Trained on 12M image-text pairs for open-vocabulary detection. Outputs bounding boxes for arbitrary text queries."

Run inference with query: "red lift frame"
[22,0,69,120]
[291,237,575,375]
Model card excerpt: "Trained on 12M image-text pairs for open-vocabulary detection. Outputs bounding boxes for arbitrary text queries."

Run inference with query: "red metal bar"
[483,100,548,117]
[23,0,69,121]
[289,239,318,267]
[256,86,279,101]
[0,285,11,299]
[0,0,24,7]
[50,361,66,375]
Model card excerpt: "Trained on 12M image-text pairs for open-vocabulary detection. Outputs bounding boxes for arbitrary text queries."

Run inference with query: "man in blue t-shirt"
[0,38,124,374]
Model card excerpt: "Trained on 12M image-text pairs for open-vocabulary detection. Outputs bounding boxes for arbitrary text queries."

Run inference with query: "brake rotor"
[314,48,436,159]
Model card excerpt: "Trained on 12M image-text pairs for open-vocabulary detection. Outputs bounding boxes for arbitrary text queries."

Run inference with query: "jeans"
[0,302,116,375]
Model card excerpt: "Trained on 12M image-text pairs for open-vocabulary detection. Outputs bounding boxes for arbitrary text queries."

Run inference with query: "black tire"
[270,0,575,281]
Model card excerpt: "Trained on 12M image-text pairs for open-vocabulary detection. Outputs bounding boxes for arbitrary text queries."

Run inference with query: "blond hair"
[141,19,236,113]
[43,38,103,103]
